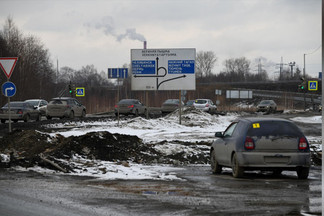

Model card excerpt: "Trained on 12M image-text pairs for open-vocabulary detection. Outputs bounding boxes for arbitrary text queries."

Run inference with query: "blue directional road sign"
[1,81,16,97]
[308,81,318,91]
[108,68,128,79]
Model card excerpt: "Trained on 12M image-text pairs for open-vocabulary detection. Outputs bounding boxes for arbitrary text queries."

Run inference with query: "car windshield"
[164,99,179,104]
[247,121,301,138]
[259,101,271,105]
[25,100,38,106]
[195,100,207,104]
[3,102,24,108]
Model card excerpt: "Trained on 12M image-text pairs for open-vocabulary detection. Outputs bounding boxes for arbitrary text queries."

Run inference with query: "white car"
[25,99,48,116]
[193,99,217,113]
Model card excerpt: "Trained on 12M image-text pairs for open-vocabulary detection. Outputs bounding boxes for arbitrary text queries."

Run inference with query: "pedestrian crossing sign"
[308,81,318,91]
[76,87,85,96]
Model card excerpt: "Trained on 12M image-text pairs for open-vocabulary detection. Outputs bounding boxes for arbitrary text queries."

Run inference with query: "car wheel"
[81,110,86,118]
[24,114,30,122]
[36,114,41,122]
[297,167,309,179]
[272,169,282,177]
[46,115,52,120]
[210,150,222,174]
[232,153,244,178]
[69,111,74,119]
[135,109,139,116]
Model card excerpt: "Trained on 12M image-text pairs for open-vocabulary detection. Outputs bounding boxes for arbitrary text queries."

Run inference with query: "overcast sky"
[0,0,322,79]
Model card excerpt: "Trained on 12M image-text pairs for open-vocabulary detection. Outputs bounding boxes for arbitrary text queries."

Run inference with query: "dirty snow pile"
[1,108,322,181]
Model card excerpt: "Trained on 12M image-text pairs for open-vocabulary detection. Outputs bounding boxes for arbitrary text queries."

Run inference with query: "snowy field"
[17,109,322,181]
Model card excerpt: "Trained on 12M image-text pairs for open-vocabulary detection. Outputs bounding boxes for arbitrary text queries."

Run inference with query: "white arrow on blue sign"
[1,81,16,97]
[108,68,128,79]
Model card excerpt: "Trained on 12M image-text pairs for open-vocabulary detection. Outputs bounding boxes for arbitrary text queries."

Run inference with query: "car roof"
[25,99,45,101]
[51,97,74,100]
[240,117,292,124]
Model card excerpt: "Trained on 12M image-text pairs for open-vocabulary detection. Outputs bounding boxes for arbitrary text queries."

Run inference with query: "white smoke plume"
[85,16,146,42]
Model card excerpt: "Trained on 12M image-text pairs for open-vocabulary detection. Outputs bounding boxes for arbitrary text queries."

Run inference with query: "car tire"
[211,150,222,174]
[297,167,309,179]
[46,115,52,120]
[135,109,139,117]
[272,169,282,177]
[81,110,86,118]
[24,114,30,122]
[69,111,74,119]
[232,153,244,178]
[36,114,41,122]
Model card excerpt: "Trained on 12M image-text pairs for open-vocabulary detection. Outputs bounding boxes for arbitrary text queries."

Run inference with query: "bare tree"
[196,51,217,78]
[223,57,250,82]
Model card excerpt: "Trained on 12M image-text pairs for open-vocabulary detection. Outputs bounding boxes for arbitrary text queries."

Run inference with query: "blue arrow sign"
[108,68,128,78]
[1,81,16,97]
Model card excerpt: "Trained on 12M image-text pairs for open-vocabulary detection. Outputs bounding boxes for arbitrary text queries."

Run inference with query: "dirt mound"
[0,129,210,172]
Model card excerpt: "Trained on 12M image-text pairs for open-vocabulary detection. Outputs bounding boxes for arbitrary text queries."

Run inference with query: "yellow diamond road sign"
[308,81,318,91]
[76,87,85,97]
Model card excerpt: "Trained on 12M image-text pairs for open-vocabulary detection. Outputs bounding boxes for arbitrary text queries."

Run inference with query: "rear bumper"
[237,151,311,169]
[0,114,24,120]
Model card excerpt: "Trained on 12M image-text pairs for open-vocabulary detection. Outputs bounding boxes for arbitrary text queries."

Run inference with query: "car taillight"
[244,137,255,150]
[128,105,134,108]
[205,104,209,107]
[298,137,308,150]
[17,109,23,114]
[115,105,118,108]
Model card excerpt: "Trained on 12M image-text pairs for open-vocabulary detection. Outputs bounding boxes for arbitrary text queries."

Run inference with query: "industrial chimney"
[144,41,147,49]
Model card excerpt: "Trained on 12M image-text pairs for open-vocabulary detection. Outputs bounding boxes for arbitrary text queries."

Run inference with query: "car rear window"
[247,121,302,137]
[119,100,135,104]
[49,100,67,105]
[3,102,24,108]
[195,100,207,104]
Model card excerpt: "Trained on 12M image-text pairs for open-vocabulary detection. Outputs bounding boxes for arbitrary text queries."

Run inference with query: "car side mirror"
[215,132,224,138]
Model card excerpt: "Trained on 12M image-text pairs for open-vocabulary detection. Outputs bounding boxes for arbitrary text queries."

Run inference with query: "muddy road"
[0,165,321,216]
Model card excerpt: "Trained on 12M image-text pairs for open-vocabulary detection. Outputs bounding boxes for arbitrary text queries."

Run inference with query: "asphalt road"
[0,165,321,216]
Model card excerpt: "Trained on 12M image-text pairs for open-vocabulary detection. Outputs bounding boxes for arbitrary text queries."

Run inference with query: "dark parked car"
[46,97,86,119]
[115,99,147,116]
[210,118,310,179]
[25,99,48,116]
[161,99,184,114]
[0,101,41,123]
[256,100,277,113]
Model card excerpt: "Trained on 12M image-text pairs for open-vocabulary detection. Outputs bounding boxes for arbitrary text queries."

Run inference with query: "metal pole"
[179,90,182,125]
[8,96,11,133]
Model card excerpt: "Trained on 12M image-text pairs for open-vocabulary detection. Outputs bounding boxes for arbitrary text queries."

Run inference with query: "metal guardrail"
[252,89,322,104]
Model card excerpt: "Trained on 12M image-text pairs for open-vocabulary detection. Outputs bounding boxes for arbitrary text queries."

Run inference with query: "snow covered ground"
[19,109,322,181]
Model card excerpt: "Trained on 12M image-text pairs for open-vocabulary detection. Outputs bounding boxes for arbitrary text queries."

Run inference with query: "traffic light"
[68,84,73,94]
[298,77,306,91]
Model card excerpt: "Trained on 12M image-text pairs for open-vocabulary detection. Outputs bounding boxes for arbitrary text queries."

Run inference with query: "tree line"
[0,17,312,113]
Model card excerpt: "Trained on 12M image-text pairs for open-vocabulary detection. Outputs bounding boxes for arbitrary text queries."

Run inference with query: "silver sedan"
[210,118,310,179]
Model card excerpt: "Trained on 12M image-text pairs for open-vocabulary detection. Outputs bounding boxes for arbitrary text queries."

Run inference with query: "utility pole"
[289,61,295,78]
[276,57,288,80]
